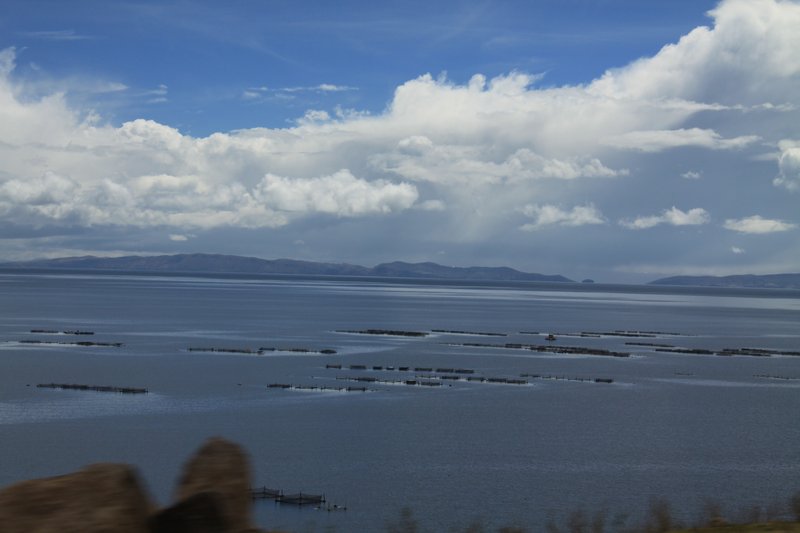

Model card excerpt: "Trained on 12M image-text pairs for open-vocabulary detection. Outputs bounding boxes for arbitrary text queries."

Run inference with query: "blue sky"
[1,0,798,282]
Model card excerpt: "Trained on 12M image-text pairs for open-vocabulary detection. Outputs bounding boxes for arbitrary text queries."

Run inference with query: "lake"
[1,271,799,532]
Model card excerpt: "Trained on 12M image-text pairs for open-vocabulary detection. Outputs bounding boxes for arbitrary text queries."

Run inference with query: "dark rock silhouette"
[149,492,227,533]
[0,463,153,533]
[0,438,268,533]
[174,437,255,533]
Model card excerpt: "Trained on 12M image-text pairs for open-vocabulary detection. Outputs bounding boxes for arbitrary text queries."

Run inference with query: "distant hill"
[649,273,800,289]
[0,253,574,283]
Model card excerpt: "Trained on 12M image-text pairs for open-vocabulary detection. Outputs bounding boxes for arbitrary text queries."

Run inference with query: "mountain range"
[0,253,574,283]
[3,254,799,288]
[648,273,800,289]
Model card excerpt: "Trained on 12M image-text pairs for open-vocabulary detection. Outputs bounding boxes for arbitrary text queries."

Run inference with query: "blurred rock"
[0,463,153,533]
[150,491,227,533]
[174,437,254,533]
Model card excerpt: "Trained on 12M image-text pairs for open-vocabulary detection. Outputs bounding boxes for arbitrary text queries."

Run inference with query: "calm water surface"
[1,271,799,532]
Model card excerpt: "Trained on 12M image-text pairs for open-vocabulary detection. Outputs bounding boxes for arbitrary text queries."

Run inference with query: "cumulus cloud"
[372,138,625,184]
[588,0,800,105]
[603,128,759,152]
[620,207,710,229]
[774,139,800,191]
[520,204,605,231]
[255,170,418,216]
[723,215,797,234]
[1,0,799,274]
[731,246,745,254]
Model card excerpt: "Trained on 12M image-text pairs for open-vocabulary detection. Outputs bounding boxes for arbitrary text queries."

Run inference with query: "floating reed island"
[36,383,148,394]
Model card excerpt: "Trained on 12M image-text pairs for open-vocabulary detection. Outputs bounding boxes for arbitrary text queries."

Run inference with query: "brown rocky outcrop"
[0,438,266,533]
[173,437,255,533]
[0,462,153,533]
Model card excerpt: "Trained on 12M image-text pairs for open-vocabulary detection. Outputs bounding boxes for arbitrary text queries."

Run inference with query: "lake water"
[1,271,799,532]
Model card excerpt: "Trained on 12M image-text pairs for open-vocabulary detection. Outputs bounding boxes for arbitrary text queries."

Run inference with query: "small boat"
[545,334,557,341]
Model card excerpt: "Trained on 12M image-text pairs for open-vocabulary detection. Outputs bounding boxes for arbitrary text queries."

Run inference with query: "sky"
[0,0,798,283]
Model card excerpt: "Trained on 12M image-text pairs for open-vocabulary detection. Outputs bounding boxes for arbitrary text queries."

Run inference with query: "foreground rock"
[0,463,153,533]
[173,437,255,533]
[0,438,266,533]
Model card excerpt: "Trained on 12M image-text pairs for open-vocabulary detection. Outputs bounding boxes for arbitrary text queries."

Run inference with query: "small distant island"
[0,253,574,283]
[649,273,800,290]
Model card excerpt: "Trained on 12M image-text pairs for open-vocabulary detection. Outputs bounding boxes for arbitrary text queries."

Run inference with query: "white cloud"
[774,139,800,191]
[588,0,800,105]
[731,246,745,254]
[0,0,799,267]
[255,170,418,216]
[520,204,605,231]
[604,128,759,152]
[372,139,625,185]
[19,30,93,41]
[316,84,357,92]
[723,215,797,234]
[681,170,702,179]
[416,199,446,211]
[620,207,710,229]
[169,234,190,241]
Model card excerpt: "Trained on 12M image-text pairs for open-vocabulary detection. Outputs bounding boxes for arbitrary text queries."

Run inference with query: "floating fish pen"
[520,373,614,384]
[653,346,800,357]
[21,340,123,348]
[268,383,373,392]
[250,488,327,506]
[188,347,260,354]
[336,329,428,337]
[626,342,675,348]
[250,487,282,500]
[278,492,325,506]
[37,383,148,394]
[655,347,714,355]
[720,347,800,357]
[431,329,507,337]
[190,346,336,355]
[446,341,631,358]
[754,374,800,381]
[30,329,94,335]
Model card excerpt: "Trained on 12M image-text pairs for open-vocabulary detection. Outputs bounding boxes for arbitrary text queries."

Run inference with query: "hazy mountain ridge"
[649,273,800,289]
[0,254,574,282]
